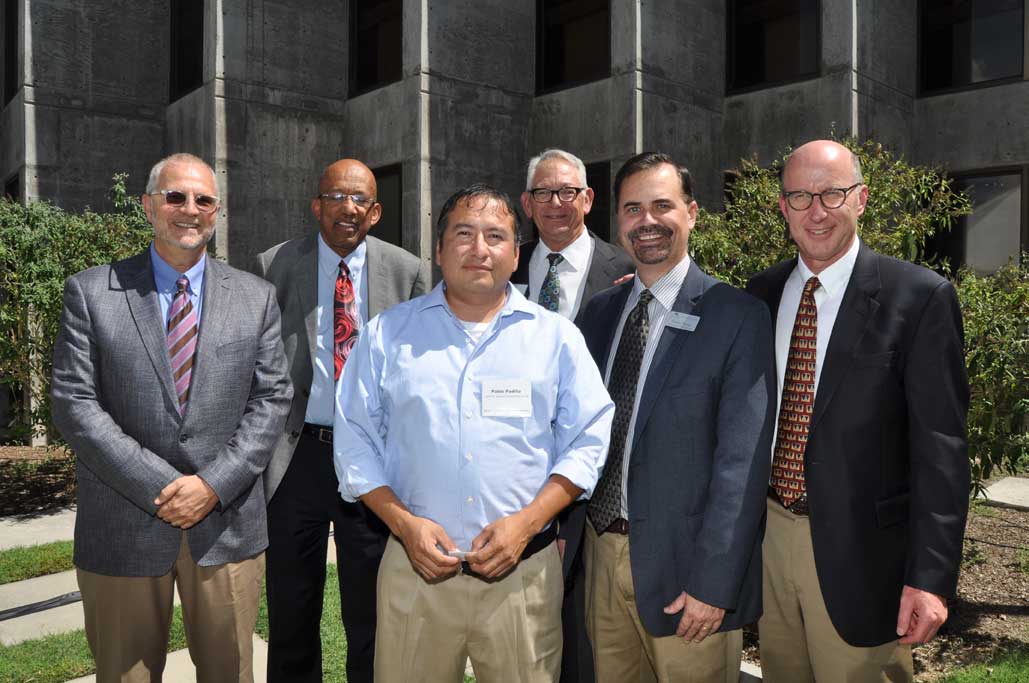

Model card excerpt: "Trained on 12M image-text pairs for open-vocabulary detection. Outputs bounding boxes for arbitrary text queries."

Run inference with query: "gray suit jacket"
[254,233,429,501]
[51,251,293,577]
[579,264,776,635]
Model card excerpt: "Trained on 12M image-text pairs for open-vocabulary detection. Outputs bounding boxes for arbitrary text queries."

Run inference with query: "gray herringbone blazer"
[51,250,292,576]
[254,233,428,502]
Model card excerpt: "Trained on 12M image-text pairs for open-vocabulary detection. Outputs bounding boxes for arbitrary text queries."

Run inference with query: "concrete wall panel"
[640,0,723,96]
[529,77,634,165]
[915,82,1029,171]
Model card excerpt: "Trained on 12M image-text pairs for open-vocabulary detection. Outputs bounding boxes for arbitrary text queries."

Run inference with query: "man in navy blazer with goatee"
[578,152,775,682]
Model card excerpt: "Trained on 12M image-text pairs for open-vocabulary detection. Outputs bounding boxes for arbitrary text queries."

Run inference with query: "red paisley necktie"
[771,276,820,507]
[334,260,359,381]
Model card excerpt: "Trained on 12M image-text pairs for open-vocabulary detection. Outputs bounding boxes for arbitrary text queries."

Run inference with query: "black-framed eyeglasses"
[318,192,377,208]
[782,183,863,211]
[529,186,586,203]
[150,189,220,213]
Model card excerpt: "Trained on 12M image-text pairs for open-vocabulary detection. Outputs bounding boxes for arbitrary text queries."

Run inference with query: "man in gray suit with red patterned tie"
[51,152,292,682]
[255,158,428,682]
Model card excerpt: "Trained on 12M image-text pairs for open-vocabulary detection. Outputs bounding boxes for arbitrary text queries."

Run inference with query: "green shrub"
[958,261,1029,493]
[0,176,151,442]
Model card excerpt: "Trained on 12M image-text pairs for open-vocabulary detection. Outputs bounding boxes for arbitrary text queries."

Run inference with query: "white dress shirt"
[603,255,692,517]
[305,235,369,426]
[526,228,595,319]
[772,236,861,451]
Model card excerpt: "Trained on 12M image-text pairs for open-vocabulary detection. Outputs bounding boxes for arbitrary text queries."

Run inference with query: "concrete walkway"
[981,476,1029,511]
[0,506,76,550]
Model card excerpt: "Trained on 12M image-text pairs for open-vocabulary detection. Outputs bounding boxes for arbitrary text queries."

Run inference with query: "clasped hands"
[398,510,536,581]
[154,475,219,529]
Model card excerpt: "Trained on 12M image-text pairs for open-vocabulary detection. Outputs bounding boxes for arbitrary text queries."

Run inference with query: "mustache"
[628,225,673,241]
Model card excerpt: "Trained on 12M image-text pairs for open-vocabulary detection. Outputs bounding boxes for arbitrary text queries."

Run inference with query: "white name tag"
[482,379,532,417]
[666,312,700,331]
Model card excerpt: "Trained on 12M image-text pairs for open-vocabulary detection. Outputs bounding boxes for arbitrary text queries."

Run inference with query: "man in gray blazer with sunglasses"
[52,153,292,682]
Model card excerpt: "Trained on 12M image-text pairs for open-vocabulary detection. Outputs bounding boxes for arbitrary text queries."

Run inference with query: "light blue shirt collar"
[150,243,205,324]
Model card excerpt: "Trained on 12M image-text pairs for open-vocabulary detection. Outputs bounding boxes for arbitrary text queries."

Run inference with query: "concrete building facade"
[1,0,1026,274]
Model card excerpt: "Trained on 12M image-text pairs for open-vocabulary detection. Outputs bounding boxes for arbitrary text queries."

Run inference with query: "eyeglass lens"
[163,190,219,212]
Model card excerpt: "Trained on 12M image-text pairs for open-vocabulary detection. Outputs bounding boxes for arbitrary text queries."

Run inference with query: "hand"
[664,591,725,642]
[896,585,948,644]
[467,511,536,579]
[557,538,567,563]
[396,514,461,581]
[154,475,219,529]
[613,273,635,286]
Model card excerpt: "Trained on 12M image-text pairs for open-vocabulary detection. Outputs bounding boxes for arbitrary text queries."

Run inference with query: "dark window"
[170,0,204,102]
[350,0,402,97]
[372,164,402,248]
[3,0,17,106]
[536,0,610,94]
[920,0,1024,93]
[3,174,18,202]
[585,161,610,242]
[727,0,820,93]
[926,172,1025,273]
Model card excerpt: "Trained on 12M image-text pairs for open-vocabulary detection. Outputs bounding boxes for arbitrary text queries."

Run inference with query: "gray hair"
[145,153,214,194]
[525,149,588,191]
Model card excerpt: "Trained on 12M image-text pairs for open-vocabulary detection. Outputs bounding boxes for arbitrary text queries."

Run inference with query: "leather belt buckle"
[787,495,810,516]
[302,423,334,445]
[604,518,630,535]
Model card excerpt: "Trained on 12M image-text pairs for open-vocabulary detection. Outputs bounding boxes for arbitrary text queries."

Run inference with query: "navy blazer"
[746,243,970,646]
[579,263,776,636]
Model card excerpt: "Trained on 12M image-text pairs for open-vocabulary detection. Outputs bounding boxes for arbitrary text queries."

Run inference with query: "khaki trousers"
[585,522,743,683]
[374,535,563,683]
[76,532,265,683]
[759,499,914,683]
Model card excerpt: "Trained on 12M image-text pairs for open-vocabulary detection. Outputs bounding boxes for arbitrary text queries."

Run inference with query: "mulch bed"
[2,446,1026,679]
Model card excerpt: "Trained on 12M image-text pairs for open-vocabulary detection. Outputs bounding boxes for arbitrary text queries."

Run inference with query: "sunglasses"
[150,189,220,213]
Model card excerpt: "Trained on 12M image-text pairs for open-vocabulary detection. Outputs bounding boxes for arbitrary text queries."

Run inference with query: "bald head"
[318,158,378,198]
[783,140,863,188]
[312,158,382,258]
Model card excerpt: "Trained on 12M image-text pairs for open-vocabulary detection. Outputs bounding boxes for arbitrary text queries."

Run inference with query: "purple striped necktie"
[167,276,198,415]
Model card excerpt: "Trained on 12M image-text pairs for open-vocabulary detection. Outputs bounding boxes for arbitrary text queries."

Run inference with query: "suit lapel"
[123,252,179,413]
[630,265,708,453]
[365,237,389,318]
[582,236,616,304]
[290,235,319,363]
[811,245,882,430]
[194,256,231,362]
[590,283,632,374]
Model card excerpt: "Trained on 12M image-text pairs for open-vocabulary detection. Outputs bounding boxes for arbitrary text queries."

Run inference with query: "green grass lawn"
[0,541,75,584]
[942,647,1029,682]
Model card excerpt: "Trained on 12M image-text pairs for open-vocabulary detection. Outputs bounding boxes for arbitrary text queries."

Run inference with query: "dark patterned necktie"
[537,253,564,312]
[167,277,198,415]
[771,276,820,507]
[588,289,654,532]
[334,260,359,381]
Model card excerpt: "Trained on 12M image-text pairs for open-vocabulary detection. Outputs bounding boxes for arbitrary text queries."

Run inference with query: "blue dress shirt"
[333,282,614,550]
[305,235,369,426]
[150,243,205,327]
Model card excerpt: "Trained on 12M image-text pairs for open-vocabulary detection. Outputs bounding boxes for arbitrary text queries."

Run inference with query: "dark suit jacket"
[52,252,293,576]
[512,231,633,325]
[579,263,776,636]
[255,234,429,501]
[746,242,970,647]
[513,231,633,579]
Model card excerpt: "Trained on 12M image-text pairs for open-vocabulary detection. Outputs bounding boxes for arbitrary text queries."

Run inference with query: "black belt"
[768,486,810,516]
[460,524,558,579]
[302,422,333,445]
[604,517,630,535]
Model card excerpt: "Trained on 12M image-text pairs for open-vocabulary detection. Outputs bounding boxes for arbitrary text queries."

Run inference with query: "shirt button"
[466,496,474,504]
[464,411,473,419]
[465,452,472,461]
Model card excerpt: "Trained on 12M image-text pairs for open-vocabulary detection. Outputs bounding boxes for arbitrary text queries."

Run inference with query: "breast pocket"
[215,338,257,360]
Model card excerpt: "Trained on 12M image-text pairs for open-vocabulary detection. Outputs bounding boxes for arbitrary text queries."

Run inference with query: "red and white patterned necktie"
[167,277,198,415]
[334,260,359,381]
[771,276,820,507]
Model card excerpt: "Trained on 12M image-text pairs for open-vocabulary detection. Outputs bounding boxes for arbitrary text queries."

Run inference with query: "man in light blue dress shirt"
[334,184,614,682]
